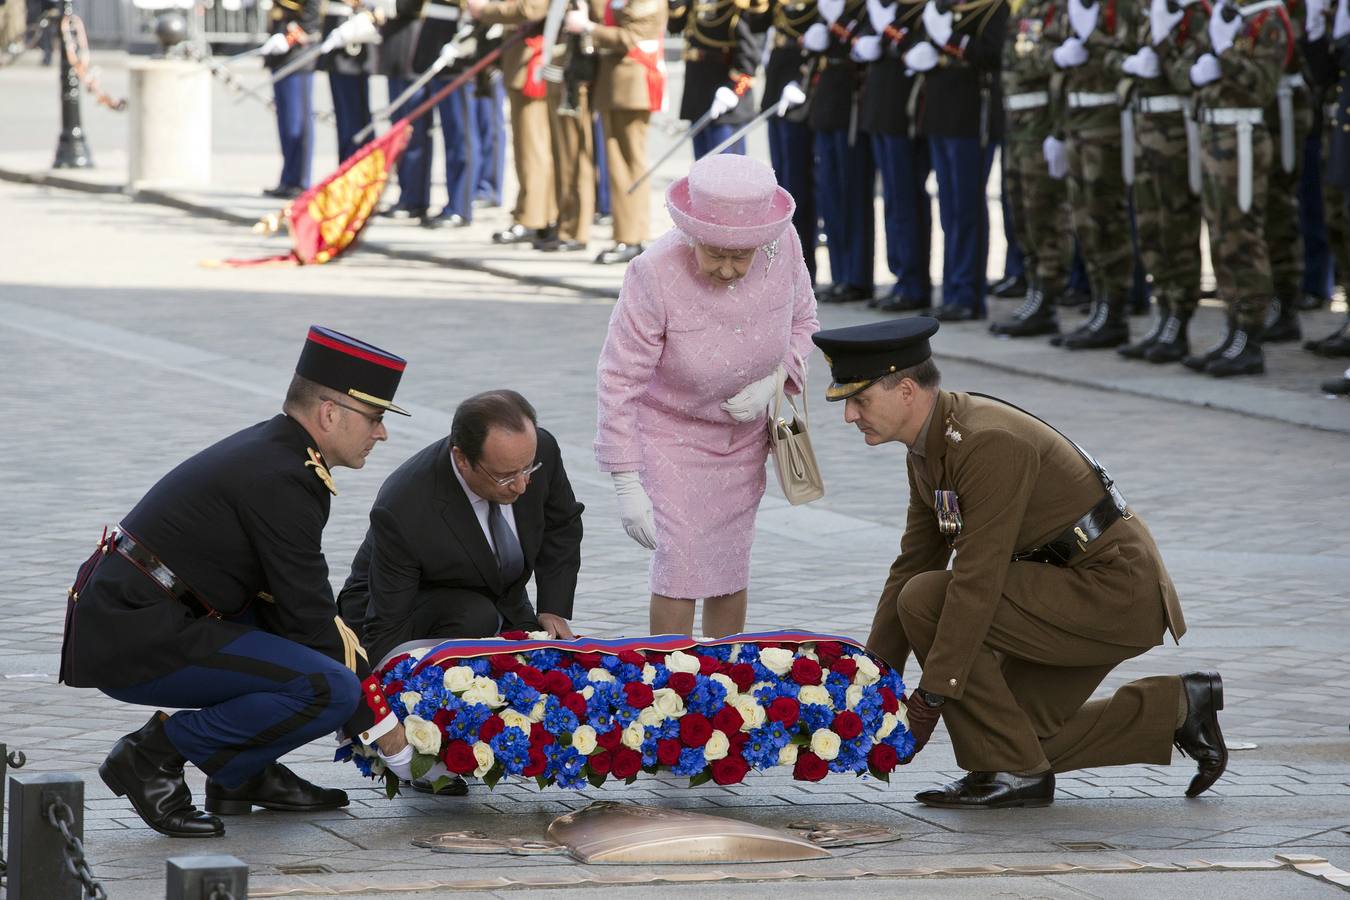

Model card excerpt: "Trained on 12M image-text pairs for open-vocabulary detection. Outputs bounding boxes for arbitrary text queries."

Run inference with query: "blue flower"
[544,743,586,788]
[703,644,733,663]
[742,726,781,768]
[491,727,533,775]
[673,747,707,776]
[466,658,491,676]
[542,697,579,734]
[353,753,373,777]
[528,648,563,670]
[800,703,834,732]
[686,678,728,717]
[640,734,660,767]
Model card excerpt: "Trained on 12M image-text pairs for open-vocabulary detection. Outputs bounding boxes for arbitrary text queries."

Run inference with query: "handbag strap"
[772,352,809,427]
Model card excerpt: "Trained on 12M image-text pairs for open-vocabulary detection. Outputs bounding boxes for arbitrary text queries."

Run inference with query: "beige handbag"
[768,356,825,505]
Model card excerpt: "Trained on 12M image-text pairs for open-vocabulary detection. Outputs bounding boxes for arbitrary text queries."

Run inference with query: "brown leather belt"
[109,528,221,619]
[1012,495,1124,567]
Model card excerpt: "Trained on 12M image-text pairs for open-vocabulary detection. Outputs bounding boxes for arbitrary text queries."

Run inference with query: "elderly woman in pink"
[594,154,820,638]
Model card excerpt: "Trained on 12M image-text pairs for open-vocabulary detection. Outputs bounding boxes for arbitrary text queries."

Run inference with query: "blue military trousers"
[329,72,371,164]
[768,116,818,283]
[873,132,932,303]
[815,127,876,292]
[273,71,314,189]
[929,135,996,313]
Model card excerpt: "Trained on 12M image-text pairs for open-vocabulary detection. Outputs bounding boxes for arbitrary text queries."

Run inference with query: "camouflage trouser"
[1066,121,1133,298]
[1200,120,1273,331]
[1134,109,1203,315]
[1264,90,1311,302]
[1005,130,1073,291]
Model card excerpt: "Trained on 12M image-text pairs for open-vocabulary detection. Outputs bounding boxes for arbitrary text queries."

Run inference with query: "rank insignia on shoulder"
[934,490,963,540]
[944,422,962,443]
[305,447,337,496]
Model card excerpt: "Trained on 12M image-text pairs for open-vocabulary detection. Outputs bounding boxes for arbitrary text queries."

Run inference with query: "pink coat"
[594,227,820,598]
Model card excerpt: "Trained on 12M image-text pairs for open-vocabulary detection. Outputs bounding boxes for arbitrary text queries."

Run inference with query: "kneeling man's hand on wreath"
[900,688,945,762]
[537,612,576,639]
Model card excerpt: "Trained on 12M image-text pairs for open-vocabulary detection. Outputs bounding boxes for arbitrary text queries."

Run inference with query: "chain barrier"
[170,38,336,124]
[208,884,238,900]
[46,796,107,900]
[58,13,127,111]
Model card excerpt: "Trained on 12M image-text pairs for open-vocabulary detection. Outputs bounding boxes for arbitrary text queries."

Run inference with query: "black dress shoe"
[1296,292,1328,311]
[1174,670,1227,798]
[424,211,469,229]
[100,712,223,838]
[262,185,303,200]
[409,775,470,796]
[595,242,644,264]
[1304,320,1350,357]
[378,205,429,220]
[820,284,872,303]
[534,236,587,252]
[205,762,349,815]
[915,770,1055,809]
[988,274,1028,299]
[1321,374,1350,395]
[933,304,985,322]
[814,283,842,302]
[493,223,550,244]
[878,294,931,313]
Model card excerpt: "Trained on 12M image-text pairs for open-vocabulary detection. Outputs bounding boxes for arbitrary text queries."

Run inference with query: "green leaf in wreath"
[410,752,436,781]
[688,771,713,787]
[430,775,455,794]
[790,733,811,747]
[535,775,550,789]
[383,771,401,800]
[484,763,505,789]
[867,766,890,784]
[587,769,608,789]
[625,775,638,785]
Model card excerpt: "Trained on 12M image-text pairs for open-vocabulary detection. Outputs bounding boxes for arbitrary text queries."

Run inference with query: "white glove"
[1149,0,1185,45]
[1067,0,1100,40]
[564,5,592,34]
[1336,0,1350,40]
[378,745,415,781]
[819,0,846,23]
[903,41,940,71]
[1208,1,1242,55]
[922,0,953,45]
[1307,0,1328,39]
[720,366,784,423]
[1052,36,1089,67]
[852,34,884,61]
[709,85,740,119]
[803,21,830,51]
[867,0,897,31]
[1121,46,1160,78]
[775,80,807,115]
[435,39,463,67]
[319,13,380,53]
[260,32,292,56]
[612,472,657,550]
[1043,135,1069,179]
[1189,51,1222,85]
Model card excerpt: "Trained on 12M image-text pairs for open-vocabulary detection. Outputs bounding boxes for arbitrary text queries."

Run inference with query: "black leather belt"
[109,528,221,619]
[1012,494,1124,567]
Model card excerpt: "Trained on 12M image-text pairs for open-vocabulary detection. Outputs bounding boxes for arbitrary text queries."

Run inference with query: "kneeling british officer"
[813,318,1228,809]
[60,327,413,837]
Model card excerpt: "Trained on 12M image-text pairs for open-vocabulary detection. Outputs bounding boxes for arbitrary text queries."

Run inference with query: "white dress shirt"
[451,459,519,554]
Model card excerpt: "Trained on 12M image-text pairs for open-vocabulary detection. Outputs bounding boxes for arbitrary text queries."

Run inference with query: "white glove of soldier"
[1043,135,1069,179]
[1334,0,1350,39]
[612,471,657,550]
[1189,51,1222,84]
[319,12,380,53]
[867,0,897,31]
[721,366,785,423]
[1121,45,1161,78]
[776,81,807,115]
[709,85,740,119]
[852,34,884,61]
[903,40,940,71]
[922,0,953,45]
[819,0,846,23]
[259,32,293,56]
[1052,36,1089,67]
[1208,0,1243,55]
[1067,0,1100,40]
[1306,0,1328,40]
[564,3,592,34]
[1149,0,1186,44]
[803,21,831,51]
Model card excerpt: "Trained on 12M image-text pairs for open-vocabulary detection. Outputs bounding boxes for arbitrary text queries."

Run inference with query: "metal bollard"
[0,741,25,866]
[52,0,92,168]
[167,854,249,899]
[6,772,93,900]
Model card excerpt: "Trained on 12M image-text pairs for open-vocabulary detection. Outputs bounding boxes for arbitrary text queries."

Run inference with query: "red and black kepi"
[297,326,411,416]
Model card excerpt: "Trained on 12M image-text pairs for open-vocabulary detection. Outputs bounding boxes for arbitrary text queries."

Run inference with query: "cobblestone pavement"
[2,55,1349,899]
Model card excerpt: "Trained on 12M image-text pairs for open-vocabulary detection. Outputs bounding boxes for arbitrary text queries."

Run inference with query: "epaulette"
[305,447,337,495]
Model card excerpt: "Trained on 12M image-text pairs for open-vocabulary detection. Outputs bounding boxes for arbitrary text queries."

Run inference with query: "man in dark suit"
[339,390,584,665]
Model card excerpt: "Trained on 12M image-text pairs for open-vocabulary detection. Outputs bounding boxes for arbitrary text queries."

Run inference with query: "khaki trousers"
[600,107,651,245]
[508,87,557,230]
[895,570,1180,775]
[546,83,595,243]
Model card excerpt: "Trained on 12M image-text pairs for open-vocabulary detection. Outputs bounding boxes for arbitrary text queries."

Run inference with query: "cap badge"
[305,447,337,496]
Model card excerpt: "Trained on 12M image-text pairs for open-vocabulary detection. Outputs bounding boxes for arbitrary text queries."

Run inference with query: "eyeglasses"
[327,397,385,427]
[477,460,543,487]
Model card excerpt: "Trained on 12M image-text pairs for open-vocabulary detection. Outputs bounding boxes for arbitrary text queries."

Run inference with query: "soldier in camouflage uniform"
[1113,0,1207,362]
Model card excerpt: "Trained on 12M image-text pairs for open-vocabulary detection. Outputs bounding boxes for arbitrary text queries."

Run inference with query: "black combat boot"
[1063,294,1129,349]
[1143,311,1191,363]
[1204,328,1265,376]
[100,712,223,838]
[1259,297,1302,343]
[990,285,1059,337]
[1182,319,1236,371]
[1118,299,1171,359]
[205,762,349,815]
[1303,317,1350,357]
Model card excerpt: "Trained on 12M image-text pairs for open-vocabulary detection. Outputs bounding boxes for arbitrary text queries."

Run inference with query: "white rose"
[778,743,799,766]
[801,647,820,661]
[729,694,766,729]
[878,712,898,739]
[501,709,532,733]
[728,643,743,658]
[665,650,702,674]
[404,715,441,756]
[622,722,645,750]
[810,728,841,761]
[529,699,547,723]
[526,630,552,640]
[399,691,422,714]
[443,666,475,693]
[798,685,831,707]
[854,656,881,685]
[898,704,910,730]
[581,686,595,700]
[472,741,495,778]
[571,724,598,755]
[703,730,730,761]
[638,706,666,728]
[760,648,794,675]
[463,676,505,708]
[641,664,658,685]
[652,688,686,718]
[588,667,615,683]
[846,685,865,710]
[710,673,738,695]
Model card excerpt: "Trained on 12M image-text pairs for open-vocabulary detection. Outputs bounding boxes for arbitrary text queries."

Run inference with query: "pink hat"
[666,154,796,250]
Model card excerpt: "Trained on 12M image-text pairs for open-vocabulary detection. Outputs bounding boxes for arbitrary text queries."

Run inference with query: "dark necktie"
[488,502,524,584]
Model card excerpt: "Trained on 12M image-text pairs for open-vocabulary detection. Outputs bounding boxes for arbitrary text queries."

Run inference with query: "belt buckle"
[1074,525,1089,552]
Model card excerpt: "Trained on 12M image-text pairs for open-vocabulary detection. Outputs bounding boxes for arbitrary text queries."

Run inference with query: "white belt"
[423,4,460,21]
[1068,91,1116,108]
[1202,107,1262,213]
[1006,91,1049,111]
[1137,94,1185,115]
[636,39,660,53]
[328,4,352,16]
[1200,107,1263,125]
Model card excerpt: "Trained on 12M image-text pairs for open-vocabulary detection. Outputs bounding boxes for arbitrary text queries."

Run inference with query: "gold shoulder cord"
[690,0,738,44]
[334,616,369,673]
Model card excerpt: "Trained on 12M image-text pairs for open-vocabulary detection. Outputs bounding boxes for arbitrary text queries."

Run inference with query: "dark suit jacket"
[338,428,583,661]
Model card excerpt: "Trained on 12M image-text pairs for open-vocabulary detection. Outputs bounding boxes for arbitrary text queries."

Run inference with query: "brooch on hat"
[305,447,337,496]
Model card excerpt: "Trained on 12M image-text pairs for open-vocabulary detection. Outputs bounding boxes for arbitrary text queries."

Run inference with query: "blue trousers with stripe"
[768,116,817,284]
[594,112,612,217]
[873,132,931,303]
[693,123,746,160]
[387,76,432,210]
[272,71,314,189]
[814,127,875,291]
[329,72,371,164]
[930,135,996,313]
[102,630,361,789]
[474,73,506,206]
[434,79,479,219]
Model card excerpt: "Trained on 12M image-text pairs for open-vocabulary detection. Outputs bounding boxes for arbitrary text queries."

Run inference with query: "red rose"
[759,642,781,650]
[730,732,750,752]
[790,657,823,686]
[697,655,720,676]
[530,722,555,746]
[432,708,455,730]
[479,715,506,742]
[711,754,750,785]
[879,687,900,714]
[647,651,667,665]
[611,747,643,779]
[814,642,844,666]
[868,743,899,773]
[442,740,477,775]
[832,710,863,740]
[793,751,828,782]
[667,672,697,697]
[597,726,624,751]
[679,713,713,747]
[618,649,646,667]
[517,666,545,690]
[574,651,602,670]
[728,664,756,692]
[656,739,683,766]
[384,680,405,697]
[830,658,858,680]
[522,748,547,777]
[767,697,801,728]
[488,653,519,674]
[499,630,528,641]
[623,682,654,709]
[588,750,613,776]
[560,691,588,719]
[542,670,572,695]
[712,706,744,735]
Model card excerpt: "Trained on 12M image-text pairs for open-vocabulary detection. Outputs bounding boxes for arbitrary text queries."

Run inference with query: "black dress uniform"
[410,0,483,223]
[266,0,324,193]
[669,0,771,157]
[763,0,820,282]
[319,2,375,163]
[61,327,409,838]
[375,0,435,217]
